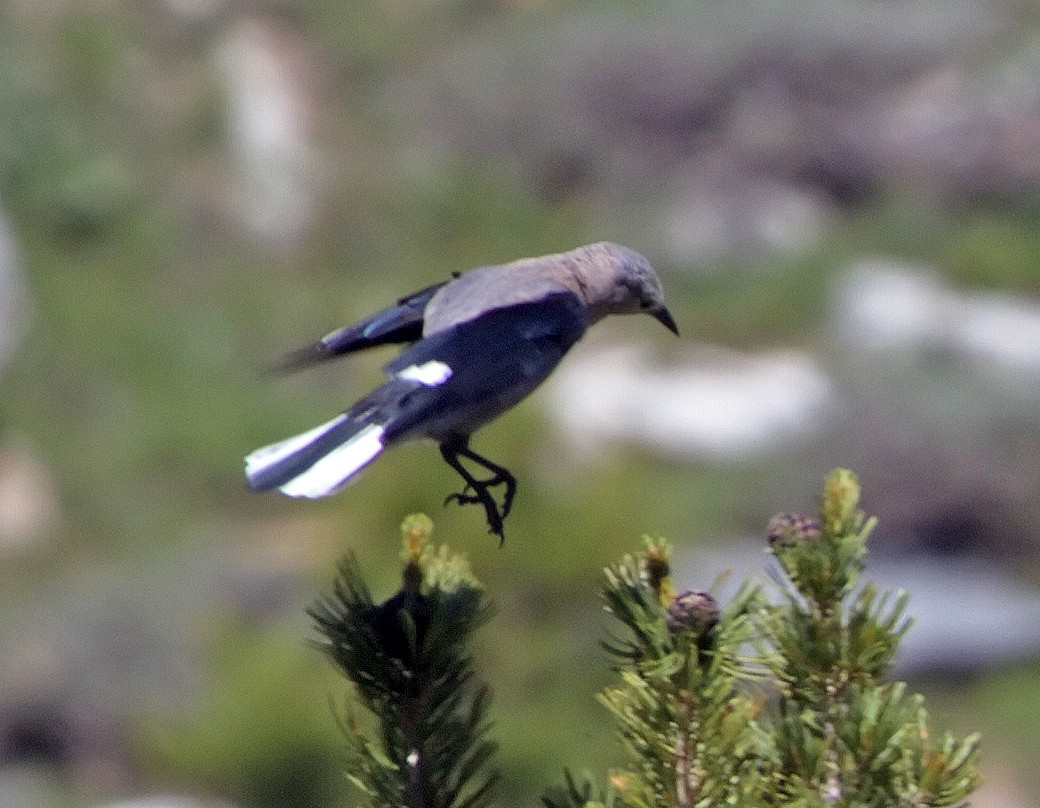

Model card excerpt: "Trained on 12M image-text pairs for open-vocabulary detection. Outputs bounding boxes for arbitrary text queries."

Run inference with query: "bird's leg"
[439,451,505,539]
[439,441,516,541]
[455,445,517,518]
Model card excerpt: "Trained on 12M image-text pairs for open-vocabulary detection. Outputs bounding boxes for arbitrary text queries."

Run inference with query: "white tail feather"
[278,424,386,499]
[245,414,349,480]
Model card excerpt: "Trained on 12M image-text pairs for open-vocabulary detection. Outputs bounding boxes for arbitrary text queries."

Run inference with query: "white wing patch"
[397,360,453,386]
[279,424,386,499]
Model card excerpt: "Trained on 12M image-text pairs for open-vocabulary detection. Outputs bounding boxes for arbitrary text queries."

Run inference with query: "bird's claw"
[443,489,478,507]
[439,443,516,544]
[443,480,506,543]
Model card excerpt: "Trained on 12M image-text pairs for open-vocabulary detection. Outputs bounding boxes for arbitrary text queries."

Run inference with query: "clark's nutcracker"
[245,242,678,539]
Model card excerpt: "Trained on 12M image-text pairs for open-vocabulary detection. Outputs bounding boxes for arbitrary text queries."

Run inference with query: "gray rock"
[0,205,28,374]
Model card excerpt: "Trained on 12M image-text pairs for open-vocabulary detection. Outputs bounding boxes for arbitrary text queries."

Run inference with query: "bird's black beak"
[654,306,680,336]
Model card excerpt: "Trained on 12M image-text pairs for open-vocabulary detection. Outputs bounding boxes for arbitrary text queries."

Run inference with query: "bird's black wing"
[269,279,450,373]
[381,291,589,443]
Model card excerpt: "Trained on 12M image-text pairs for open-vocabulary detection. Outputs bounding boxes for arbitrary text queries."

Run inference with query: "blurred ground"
[1,1,1039,806]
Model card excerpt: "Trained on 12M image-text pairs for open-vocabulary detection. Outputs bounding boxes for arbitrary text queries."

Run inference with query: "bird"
[245,241,678,540]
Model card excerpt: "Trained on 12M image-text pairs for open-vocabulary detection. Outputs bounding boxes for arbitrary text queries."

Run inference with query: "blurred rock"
[544,343,836,461]
[833,258,1040,375]
[0,204,28,375]
[822,261,1040,559]
[0,439,60,553]
[0,764,65,808]
[844,60,1040,202]
[831,259,950,352]
[663,155,831,263]
[214,15,323,247]
[824,398,1040,562]
[0,700,126,795]
[386,0,1027,262]
[0,542,305,788]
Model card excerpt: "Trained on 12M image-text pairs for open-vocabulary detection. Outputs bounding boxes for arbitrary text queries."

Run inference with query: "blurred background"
[1,0,1039,806]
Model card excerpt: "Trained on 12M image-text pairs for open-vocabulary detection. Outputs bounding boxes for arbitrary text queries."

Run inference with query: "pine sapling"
[309,515,497,808]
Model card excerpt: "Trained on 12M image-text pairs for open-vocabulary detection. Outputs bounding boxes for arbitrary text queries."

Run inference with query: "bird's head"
[599,243,680,335]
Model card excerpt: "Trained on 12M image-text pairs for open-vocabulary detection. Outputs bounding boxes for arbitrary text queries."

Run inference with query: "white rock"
[833,259,951,350]
[545,343,836,461]
[834,258,1040,374]
[214,17,322,246]
[950,292,1040,373]
[0,438,59,552]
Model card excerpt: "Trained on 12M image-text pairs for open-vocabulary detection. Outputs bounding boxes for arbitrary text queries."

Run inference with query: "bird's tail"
[245,413,386,499]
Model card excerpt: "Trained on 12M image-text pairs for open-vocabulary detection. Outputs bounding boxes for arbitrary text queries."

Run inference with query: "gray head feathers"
[566,242,679,334]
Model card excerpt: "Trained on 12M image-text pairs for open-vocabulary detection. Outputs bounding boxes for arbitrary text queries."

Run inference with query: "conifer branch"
[544,468,981,808]
[309,515,497,808]
[302,471,980,808]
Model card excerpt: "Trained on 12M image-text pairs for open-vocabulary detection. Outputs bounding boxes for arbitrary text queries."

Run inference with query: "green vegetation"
[0,4,1036,806]
[327,473,980,807]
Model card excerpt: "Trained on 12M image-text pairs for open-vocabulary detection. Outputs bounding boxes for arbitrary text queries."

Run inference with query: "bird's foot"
[443,479,507,543]
[444,472,515,513]
[439,443,517,544]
